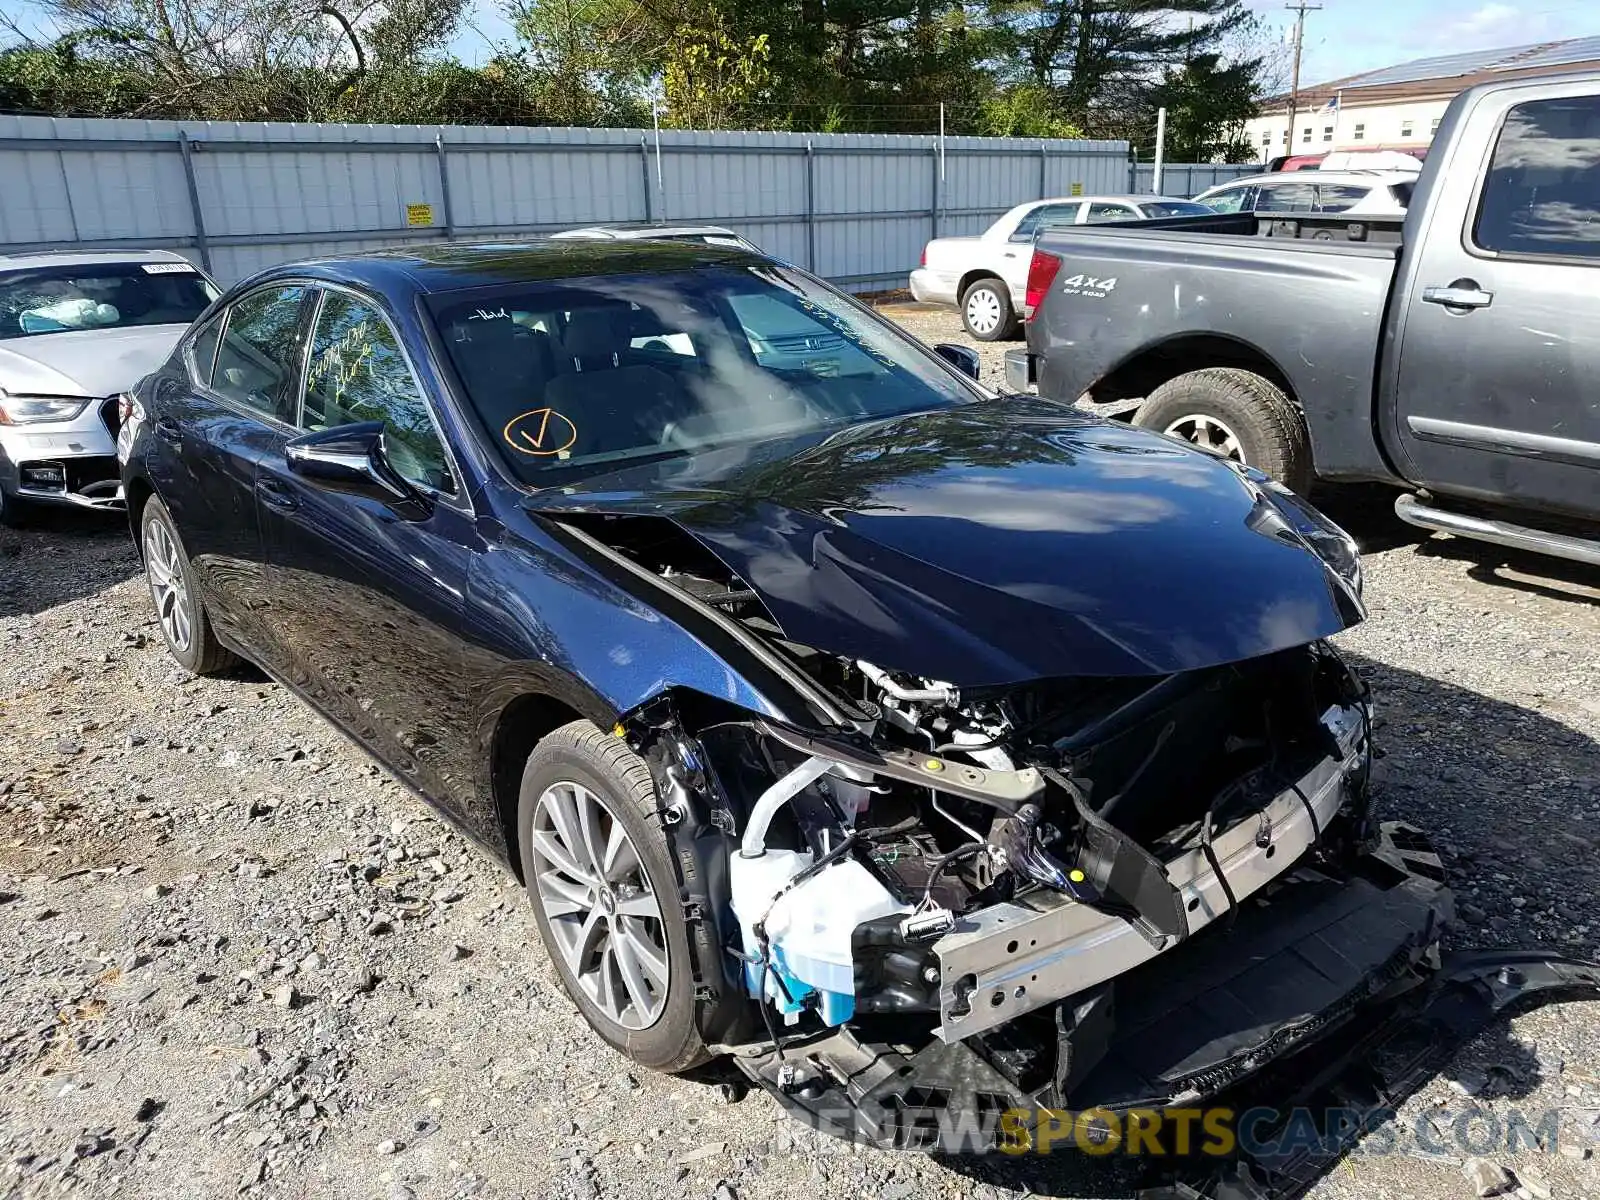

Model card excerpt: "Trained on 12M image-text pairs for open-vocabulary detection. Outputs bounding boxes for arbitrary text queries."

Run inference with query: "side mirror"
[284,421,427,514]
[933,342,982,381]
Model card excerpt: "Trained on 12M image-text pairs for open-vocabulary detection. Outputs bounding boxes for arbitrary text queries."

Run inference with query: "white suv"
[1195,170,1416,218]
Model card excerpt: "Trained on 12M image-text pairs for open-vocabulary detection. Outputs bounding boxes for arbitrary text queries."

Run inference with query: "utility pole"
[1153,107,1167,195]
[1284,2,1322,154]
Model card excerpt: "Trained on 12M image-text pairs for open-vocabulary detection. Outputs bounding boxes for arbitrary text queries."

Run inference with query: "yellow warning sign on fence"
[406,203,435,227]
[1070,182,1084,196]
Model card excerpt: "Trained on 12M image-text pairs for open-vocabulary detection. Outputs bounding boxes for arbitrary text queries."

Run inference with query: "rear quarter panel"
[1029,229,1404,482]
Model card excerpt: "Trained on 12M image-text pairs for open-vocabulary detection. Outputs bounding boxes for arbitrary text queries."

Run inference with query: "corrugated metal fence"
[0,115,1242,289]
[1133,161,1255,197]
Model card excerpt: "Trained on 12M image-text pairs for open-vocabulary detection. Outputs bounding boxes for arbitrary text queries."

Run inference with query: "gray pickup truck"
[1010,70,1600,567]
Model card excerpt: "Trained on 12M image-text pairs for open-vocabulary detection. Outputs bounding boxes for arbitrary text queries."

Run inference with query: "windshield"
[428,263,980,483]
[1139,201,1214,218]
[0,263,215,341]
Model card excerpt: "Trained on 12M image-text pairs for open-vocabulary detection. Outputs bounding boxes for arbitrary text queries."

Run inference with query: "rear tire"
[960,278,1018,342]
[1135,367,1314,494]
[517,720,713,1074]
[140,496,238,676]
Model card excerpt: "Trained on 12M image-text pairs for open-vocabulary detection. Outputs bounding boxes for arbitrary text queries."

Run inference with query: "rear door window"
[1009,203,1082,242]
[1255,183,1318,212]
[211,286,308,424]
[186,314,224,388]
[1313,184,1371,212]
[1473,95,1600,261]
[1084,201,1140,223]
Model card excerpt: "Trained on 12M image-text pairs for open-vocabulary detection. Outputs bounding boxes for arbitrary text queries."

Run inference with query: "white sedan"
[909,195,1213,340]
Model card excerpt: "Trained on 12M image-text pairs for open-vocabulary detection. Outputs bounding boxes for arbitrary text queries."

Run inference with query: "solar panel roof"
[1500,35,1600,71]
[1330,37,1600,92]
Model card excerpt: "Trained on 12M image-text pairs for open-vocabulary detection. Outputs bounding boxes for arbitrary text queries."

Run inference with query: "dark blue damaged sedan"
[120,240,1465,1146]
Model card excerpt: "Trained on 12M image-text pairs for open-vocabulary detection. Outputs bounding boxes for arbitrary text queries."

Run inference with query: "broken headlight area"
[626,630,1395,1120]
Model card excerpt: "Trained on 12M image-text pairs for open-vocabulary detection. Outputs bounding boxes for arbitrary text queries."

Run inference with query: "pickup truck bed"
[1014,69,1600,566]
[1022,216,1404,486]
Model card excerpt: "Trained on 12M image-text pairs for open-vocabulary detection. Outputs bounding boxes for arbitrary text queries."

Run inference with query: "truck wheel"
[1136,368,1313,494]
[517,720,715,1074]
[960,279,1017,342]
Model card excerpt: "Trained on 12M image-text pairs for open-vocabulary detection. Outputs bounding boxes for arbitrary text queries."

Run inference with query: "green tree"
[1147,51,1259,162]
[661,14,770,129]
[976,82,1081,137]
[998,0,1253,139]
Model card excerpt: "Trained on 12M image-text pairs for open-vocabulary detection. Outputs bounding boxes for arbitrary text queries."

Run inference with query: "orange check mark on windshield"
[503,408,578,457]
[519,407,552,450]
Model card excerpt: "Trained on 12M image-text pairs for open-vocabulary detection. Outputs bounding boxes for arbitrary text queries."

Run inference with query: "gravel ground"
[1,304,1598,1199]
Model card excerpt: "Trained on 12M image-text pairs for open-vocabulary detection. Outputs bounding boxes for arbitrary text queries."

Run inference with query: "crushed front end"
[531,410,1593,1183]
[598,542,1454,1151]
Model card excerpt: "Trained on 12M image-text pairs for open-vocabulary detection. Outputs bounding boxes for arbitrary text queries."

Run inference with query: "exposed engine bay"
[524,472,1600,1194]
[540,512,1456,1133]
[509,398,1600,1192]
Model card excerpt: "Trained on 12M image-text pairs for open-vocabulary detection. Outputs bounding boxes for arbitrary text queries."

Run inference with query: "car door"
[143,283,311,659]
[253,284,480,815]
[1003,202,1083,299]
[1390,85,1600,518]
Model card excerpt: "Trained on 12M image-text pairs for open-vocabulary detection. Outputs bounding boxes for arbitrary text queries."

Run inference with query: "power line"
[1284,1,1322,148]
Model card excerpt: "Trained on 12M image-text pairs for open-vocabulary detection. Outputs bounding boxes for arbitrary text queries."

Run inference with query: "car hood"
[525,398,1364,686]
[0,325,189,398]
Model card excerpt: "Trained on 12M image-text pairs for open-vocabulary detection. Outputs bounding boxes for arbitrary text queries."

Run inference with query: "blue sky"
[1249,0,1600,85]
[11,0,1600,94]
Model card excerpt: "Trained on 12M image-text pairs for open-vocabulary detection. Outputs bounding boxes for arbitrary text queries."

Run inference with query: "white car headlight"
[0,392,93,425]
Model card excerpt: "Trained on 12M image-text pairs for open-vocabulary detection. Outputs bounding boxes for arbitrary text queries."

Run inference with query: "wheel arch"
[483,683,617,882]
[124,473,155,556]
[1087,333,1301,415]
[956,268,1007,302]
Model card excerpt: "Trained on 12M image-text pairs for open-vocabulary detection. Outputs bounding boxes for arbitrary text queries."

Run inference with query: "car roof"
[553,223,741,239]
[0,248,200,273]
[254,239,764,298]
[1202,170,1416,192]
[1031,194,1201,206]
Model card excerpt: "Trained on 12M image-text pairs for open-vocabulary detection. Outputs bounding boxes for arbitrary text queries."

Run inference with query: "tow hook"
[1255,812,1273,849]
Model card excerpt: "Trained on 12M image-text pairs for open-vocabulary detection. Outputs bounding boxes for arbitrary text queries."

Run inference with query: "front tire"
[960,278,1018,342]
[517,721,711,1073]
[1135,367,1314,494]
[140,496,238,676]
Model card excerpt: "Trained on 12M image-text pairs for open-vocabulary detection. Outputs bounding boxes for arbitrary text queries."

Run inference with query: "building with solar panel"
[1243,36,1600,163]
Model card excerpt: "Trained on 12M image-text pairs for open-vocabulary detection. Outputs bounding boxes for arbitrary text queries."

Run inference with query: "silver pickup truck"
[1011,69,1600,567]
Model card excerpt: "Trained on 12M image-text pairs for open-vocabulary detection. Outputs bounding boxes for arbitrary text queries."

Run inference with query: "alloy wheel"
[144,518,194,653]
[530,780,670,1030]
[965,288,1002,335]
[1163,413,1246,463]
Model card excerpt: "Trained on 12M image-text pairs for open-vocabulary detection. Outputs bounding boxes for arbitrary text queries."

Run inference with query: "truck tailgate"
[1028,229,1401,481]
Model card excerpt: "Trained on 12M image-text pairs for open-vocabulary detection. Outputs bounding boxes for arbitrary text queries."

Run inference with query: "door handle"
[255,477,300,512]
[1422,283,1493,310]
[1002,251,1018,258]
